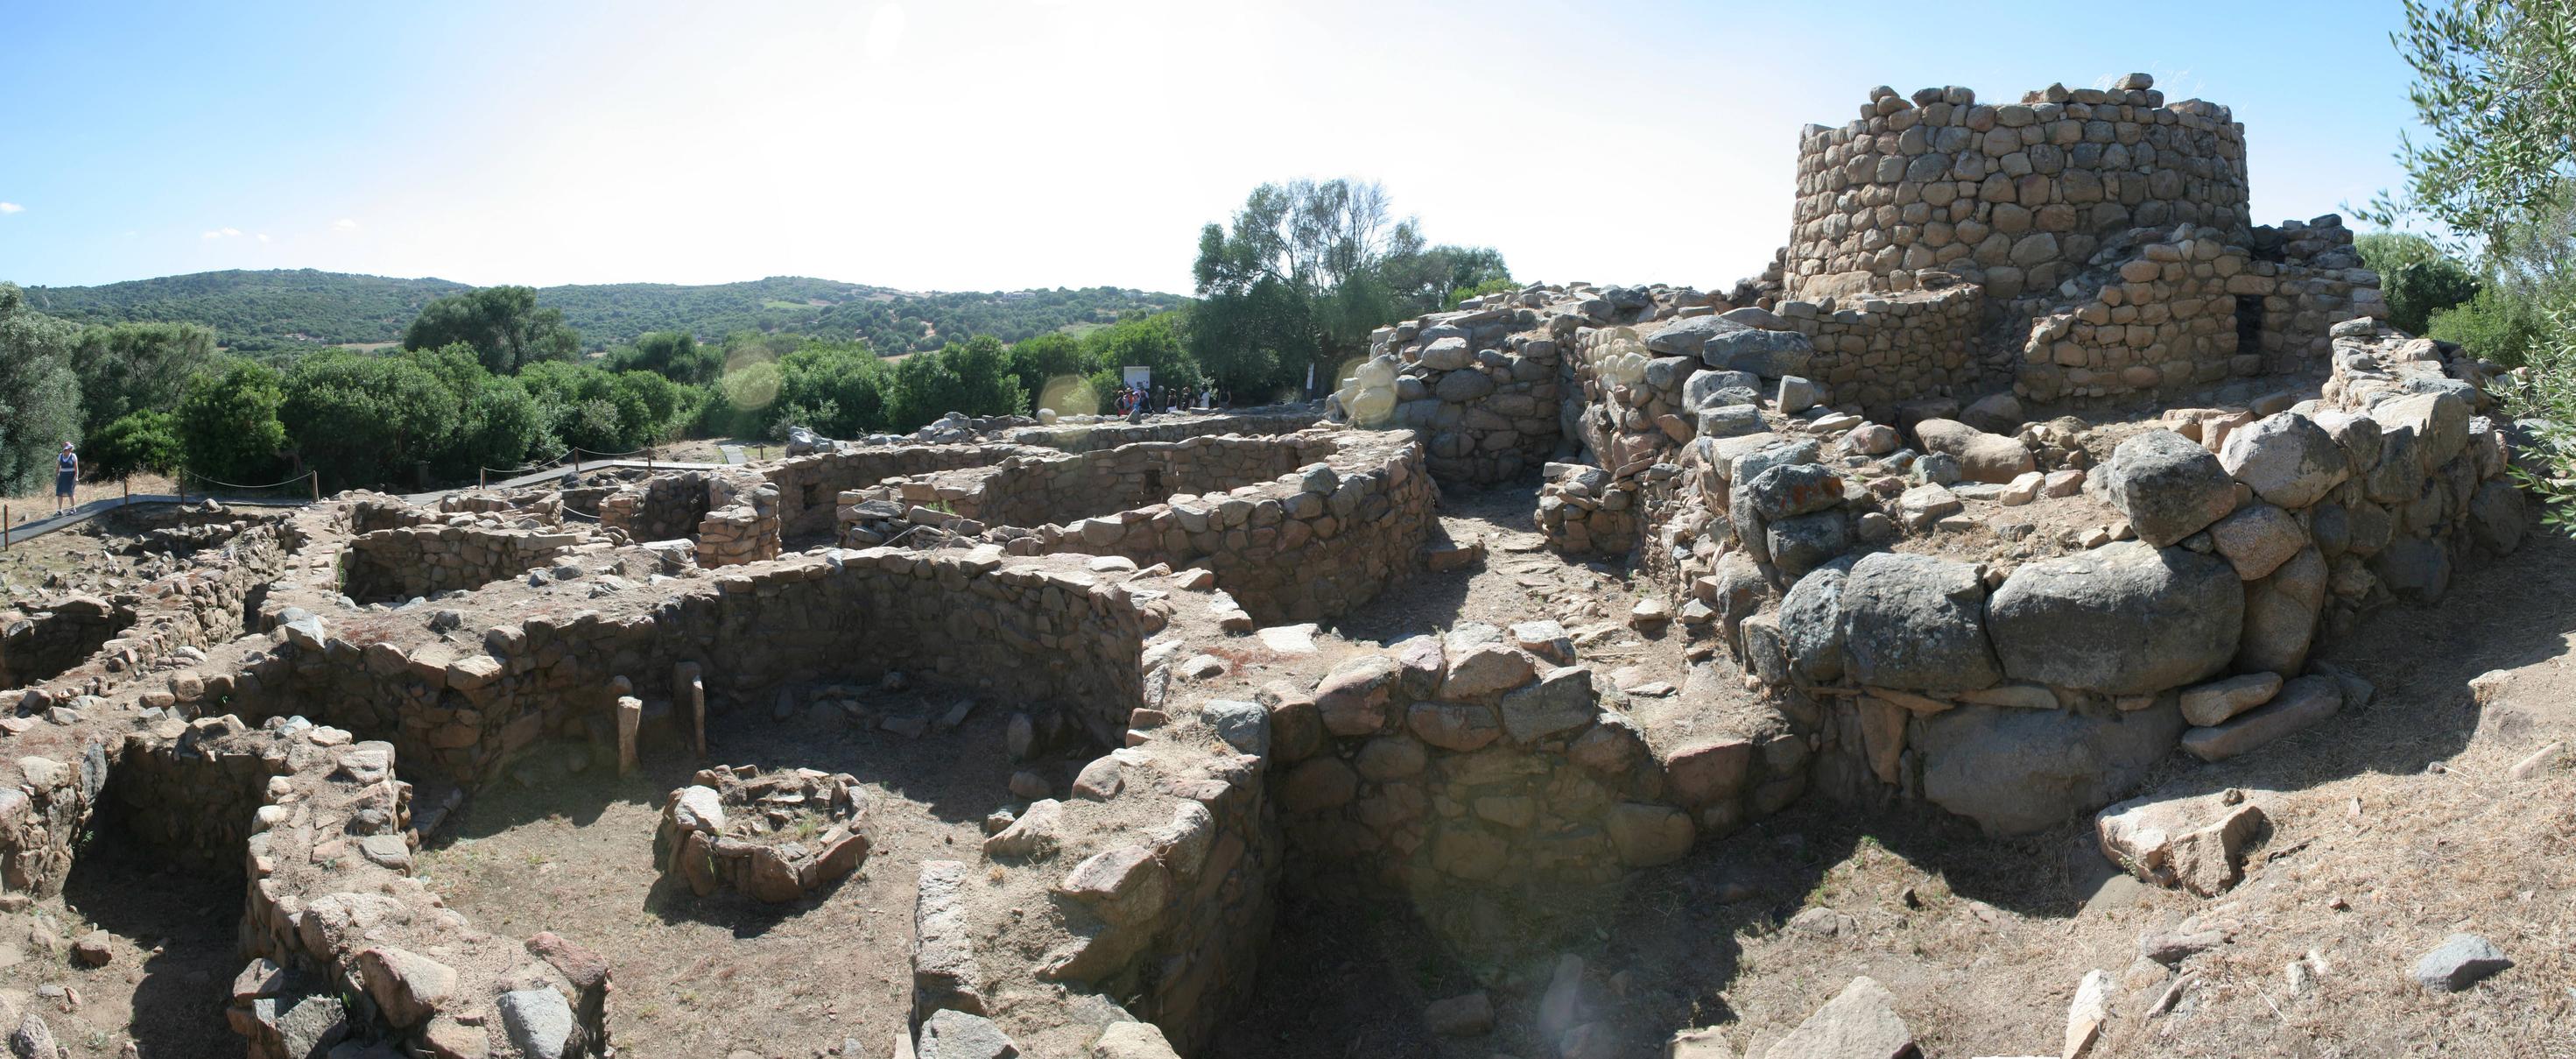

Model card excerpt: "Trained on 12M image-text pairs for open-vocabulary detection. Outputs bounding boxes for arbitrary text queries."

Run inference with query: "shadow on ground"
[1214,526,2576,1058]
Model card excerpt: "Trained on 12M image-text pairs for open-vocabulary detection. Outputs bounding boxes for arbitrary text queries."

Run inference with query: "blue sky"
[0,0,2427,294]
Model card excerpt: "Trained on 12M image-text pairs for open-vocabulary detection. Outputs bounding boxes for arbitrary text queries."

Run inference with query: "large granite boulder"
[1919,699,2185,835]
[1777,558,1857,682]
[1838,552,2001,691]
[1986,541,2243,695]
[2101,429,2238,546]
[2218,412,2349,509]
[1913,418,2035,484]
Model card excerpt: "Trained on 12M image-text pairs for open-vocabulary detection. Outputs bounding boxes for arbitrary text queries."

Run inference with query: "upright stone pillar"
[675,661,707,758]
[616,696,643,778]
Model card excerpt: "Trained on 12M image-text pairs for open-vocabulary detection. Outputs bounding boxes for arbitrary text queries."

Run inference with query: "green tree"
[2370,0,2576,251]
[2356,231,2444,274]
[773,341,890,436]
[283,350,467,490]
[884,335,1029,430]
[1188,179,1506,402]
[175,358,288,484]
[1005,333,1086,413]
[0,286,84,496]
[84,411,185,480]
[1082,312,1199,396]
[454,376,547,476]
[2386,257,2485,335]
[2357,231,2482,335]
[611,330,723,385]
[2371,0,2576,523]
[71,321,216,428]
[402,286,581,375]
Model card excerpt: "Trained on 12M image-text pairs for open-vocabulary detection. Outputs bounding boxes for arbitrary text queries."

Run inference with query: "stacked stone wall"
[693,470,782,568]
[1260,628,1799,957]
[1008,433,1436,624]
[218,722,613,1057]
[1775,285,1986,413]
[2012,219,2384,405]
[1364,306,1565,484]
[340,525,588,603]
[598,471,713,542]
[1679,323,2526,835]
[854,434,1334,533]
[241,548,1150,787]
[10,522,295,711]
[754,412,1328,541]
[0,597,132,690]
[1787,78,2249,303]
[1001,407,1320,453]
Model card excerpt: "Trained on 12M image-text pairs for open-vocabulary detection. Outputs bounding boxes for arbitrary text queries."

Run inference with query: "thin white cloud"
[0,202,22,215]
[334,218,360,232]
[257,233,272,244]
[201,227,244,239]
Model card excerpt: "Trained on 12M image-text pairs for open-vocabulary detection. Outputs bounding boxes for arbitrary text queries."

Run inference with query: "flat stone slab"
[2181,674,2340,762]
[1764,975,1912,1059]
[2412,934,2511,992]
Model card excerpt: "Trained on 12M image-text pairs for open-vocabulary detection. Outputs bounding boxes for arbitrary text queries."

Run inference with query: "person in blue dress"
[53,441,77,513]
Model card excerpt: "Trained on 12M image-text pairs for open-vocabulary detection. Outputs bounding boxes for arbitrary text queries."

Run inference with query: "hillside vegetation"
[18,270,1177,354]
[0,177,1507,496]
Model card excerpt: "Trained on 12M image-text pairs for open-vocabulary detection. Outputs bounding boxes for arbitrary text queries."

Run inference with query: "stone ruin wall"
[2008,216,2382,405]
[841,429,1439,625]
[596,469,714,541]
[237,548,1151,788]
[9,520,295,712]
[1688,324,2525,834]
[906,433,1331,532]
[693,469,782,568]
[1259,629,1799,954]
[1787,77,2249,304]
[1002,406,1319,454]
[1772,286,1987,416]
[0,535,1292,1056]
[762,409,1323,540]
[0,597,132,690]
[338,524,591,603]
[1364,305,1566,485]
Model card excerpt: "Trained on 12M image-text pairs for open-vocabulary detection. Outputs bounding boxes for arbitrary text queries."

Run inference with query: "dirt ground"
[414,692,1038,1059]
[0,833,245,1058]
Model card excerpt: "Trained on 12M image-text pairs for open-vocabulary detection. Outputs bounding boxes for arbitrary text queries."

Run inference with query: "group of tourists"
[1111,384,1228,418]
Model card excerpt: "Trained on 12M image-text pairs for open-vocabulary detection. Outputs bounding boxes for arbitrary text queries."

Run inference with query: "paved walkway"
[0,458,727,550]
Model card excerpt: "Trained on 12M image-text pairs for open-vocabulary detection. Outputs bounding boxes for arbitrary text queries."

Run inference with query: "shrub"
[175,358,288,484]
[83,411,184,479]
[2429,286,2551,367]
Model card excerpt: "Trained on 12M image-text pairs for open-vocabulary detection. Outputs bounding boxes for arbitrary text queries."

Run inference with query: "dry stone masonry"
[0,74,2542,1059]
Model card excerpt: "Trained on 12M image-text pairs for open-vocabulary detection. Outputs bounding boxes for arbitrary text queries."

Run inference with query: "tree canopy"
[0,286,84,496]
[401,286,582,374]
[1188,178,1507,401]
[2373,0,2576,524]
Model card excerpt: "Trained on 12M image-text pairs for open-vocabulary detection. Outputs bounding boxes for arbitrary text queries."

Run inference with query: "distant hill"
[17,269,1182,354]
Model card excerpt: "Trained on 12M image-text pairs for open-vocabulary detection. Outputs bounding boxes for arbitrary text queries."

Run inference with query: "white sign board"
[1123,366,1151,389]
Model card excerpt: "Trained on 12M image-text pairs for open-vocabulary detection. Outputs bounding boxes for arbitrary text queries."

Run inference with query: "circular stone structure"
[654,765,874,903]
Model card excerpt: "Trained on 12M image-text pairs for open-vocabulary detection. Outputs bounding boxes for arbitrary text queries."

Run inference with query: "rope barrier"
[177,469,319,492]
